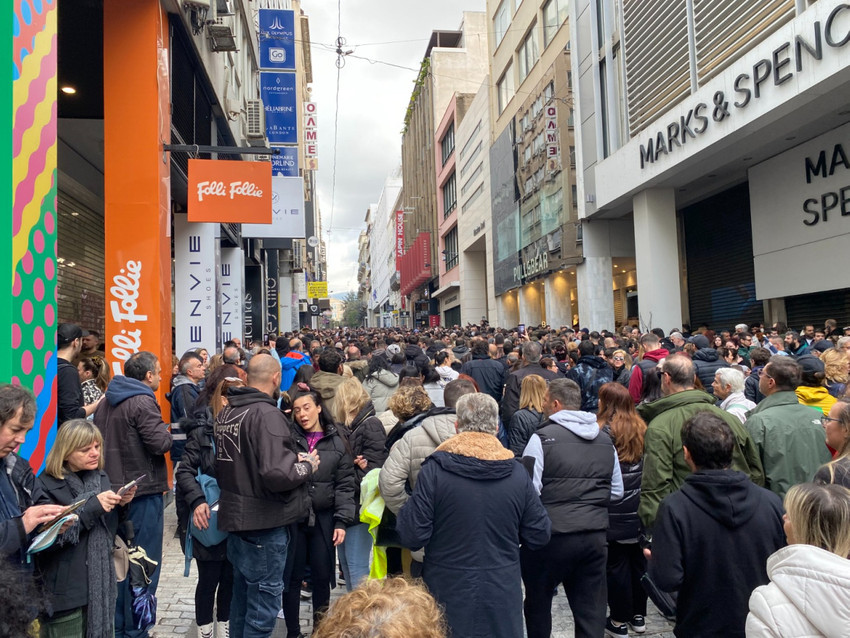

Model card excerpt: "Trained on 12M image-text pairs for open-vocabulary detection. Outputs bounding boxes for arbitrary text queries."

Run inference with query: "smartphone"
[518,323,526,335]
[38,498,87,533]
[117,474,147,497]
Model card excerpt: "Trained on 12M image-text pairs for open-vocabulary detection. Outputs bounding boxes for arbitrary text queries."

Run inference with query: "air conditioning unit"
[208,16,237,52]
[243,100,266,146]
[216,0,235,16]
[298,302,308,313]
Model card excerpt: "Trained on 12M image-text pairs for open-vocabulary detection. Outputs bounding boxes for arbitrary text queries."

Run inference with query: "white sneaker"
[198,622,214,638]
[215,619,230,638]
[277,609,286,620]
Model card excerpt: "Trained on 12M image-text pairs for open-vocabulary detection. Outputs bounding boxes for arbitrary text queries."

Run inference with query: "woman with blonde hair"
[747,482,850,637]
[508,374,547,456]
[313,577,446,638]
[333,377,388,590]
[609,349,633,389]
[814,398,850,489]
[35,419,136,637]
[821,348,849,398]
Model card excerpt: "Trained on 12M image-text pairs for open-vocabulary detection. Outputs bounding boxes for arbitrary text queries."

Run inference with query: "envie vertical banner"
[103,0,172,408]
[174,215,218,357]
[11,0,58,472]
[220,247,244,347]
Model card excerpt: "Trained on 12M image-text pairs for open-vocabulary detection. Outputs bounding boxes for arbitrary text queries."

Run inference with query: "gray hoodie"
[522,409,624,500]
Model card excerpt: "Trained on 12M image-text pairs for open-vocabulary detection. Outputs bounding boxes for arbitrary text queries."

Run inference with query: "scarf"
[62,470,116,638]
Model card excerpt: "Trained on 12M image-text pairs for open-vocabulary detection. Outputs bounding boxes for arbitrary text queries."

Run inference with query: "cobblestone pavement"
[153,502,675,637]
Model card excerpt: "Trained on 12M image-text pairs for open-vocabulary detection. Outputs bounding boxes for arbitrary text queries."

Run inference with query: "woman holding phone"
[36,418,136,637]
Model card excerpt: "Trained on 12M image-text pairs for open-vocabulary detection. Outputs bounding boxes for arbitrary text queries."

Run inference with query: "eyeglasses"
[612,356,625,361]
[820,416,840,426]
[759,369,773,379]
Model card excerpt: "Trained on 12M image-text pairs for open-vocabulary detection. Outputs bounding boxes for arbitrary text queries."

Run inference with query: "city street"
[153,500,675,637]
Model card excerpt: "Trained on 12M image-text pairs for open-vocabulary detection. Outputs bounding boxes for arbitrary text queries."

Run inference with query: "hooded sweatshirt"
[629,348,669,403]
[279,351,312,392]
[522,410,623,519]
[650,470,785,638]
[795,385,837,415]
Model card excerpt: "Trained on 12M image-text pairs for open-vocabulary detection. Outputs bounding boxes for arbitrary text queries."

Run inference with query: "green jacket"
[744,391,831,499]
[637,389,764,529]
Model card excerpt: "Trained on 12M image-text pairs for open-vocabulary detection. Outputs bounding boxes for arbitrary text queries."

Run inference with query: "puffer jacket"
[637,389,764,530]
[605,429,643,543]
[565,356,614,412]
[461,355,507,403]
[612,365,631,389]
[93,375,172,496]
[747,544,850,637]
[379,409,457,514]
[745,366,766,404]
[508,408,545,456]
[343,402,388,520]
[362,369,399,414]
[290,422,356,530]
[692,348,729,395]
[347,359,369,382]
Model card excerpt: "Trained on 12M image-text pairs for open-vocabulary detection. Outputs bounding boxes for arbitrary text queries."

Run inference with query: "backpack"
[183,438,228,576]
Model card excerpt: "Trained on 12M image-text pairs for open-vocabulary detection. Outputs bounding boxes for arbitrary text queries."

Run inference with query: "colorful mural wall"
[11,0,58,472]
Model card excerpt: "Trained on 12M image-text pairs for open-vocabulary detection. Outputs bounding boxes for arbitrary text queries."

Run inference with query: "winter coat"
[692,348,729,396]
[35,470,118,614]
[404,344,429,371]
[605,426,643,543]
[508,408,545,457]
[0,453,42,563]
[93,375,172,496]
[57,357,85,426]
[166,374,200,424]
[628,348,669,403]
[347,359,369,383]
[650,470,785,638]
[397,432,551,638]
[744,391,832,499]
[795,385,837,415]
[423,382,445,408]
[379,408,457,514]
[175,406,227,561]
[501,363,560,424]
[435,365,459,385]
[637,389,764,530]
[612,365,631,389]
[341,402,387,521]
[461,355,507,403]
[745,366,766,404]
[746,544,850,638]
[719,391,757,424]
[214,387,311,533]
[290,422,356,529]
[565,356,614,413]
[362,369,399,414]
[309,371,346,418]
[279,351,313,391]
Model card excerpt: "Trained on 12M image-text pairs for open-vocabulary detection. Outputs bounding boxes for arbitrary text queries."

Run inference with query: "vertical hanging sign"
[220,247,244,347]
[174,215,218,356]
[258,9,296,71]
[304,102,318,170]
[266,250,280,337]
[395,210,405,274]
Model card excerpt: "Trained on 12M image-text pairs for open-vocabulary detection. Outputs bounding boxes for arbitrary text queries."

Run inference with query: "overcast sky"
[303,0,487,294]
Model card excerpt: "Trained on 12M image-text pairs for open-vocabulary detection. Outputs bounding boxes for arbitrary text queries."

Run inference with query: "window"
[442,173,457,218]
[461,163,483,196]
[567,108,575,127]
[569,145,576,167]
[571,184,578,208]
[532,132,545,155]
[460,141,483,177]
[497,63,515,113]
[441,123,455,166]
[458,120,481,161]
[544,81,554,103]
[518,25,539,83]
[494,0,509,48]
[444,227,459,270]
[523,145,532,164]
[542,0,568,47]
[567,70,572,90]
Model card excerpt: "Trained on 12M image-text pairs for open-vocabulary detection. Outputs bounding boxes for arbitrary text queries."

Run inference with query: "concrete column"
[763,299,787,329]
[545,272,572,329]
[460,250,487,325]
[633,189,683,331]
[519,282,544,326]
[576,220,615,331]
[498,290,520,328]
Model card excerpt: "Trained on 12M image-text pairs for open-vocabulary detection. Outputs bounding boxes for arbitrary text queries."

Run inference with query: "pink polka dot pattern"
[12,324,21,348]
[33,326,44,349]
[21,300,33,324]
[13,272,22,296]
[21,351,33,375]
[44,210,54,234]
[33,277,44,301]
[44,257,54,281]
[21,251,33,274]
[33,230,44,253]
[44,304,54,326]
[33,375,44,396]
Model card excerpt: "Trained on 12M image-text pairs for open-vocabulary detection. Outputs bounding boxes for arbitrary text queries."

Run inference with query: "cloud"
[303,0,487,294]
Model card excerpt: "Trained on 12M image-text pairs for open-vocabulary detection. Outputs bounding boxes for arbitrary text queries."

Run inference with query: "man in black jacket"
[647,412,784,638]
[215,354,318,638]
[501,341,560,424]
[461,338,507,403]
[56,323,99,426]
[565,340,613,413]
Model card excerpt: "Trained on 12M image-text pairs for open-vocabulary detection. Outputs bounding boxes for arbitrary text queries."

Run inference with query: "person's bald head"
[661,354,694,393]
[247,354,281,396]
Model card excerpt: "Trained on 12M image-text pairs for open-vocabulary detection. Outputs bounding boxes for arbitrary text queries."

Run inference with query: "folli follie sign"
[188,159,273,223]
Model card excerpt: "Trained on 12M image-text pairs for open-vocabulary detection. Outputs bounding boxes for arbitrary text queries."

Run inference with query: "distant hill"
[329,291,353,301]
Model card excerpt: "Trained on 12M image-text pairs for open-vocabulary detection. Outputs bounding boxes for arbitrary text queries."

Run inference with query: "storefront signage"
[639,3,850,169]
[307,280,328,298]
[272,147,299,177]
[174,215,219,356]
[304,102,318,170]
[545,104,560,171]
[188,159,272,223]
[749,120,850,299]
[241,176,305,238]
[261,71,298,144]
[513,249,549,283]
[220,248,244,346]
[107,259,148,378]
[395,210,405,272]
[258,9,295,71]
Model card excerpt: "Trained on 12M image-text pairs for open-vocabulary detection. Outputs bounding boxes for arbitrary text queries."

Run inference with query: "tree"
[342,291,367,327]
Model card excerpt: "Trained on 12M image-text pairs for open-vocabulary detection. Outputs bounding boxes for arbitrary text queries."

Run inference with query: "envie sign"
[188,159,273,223]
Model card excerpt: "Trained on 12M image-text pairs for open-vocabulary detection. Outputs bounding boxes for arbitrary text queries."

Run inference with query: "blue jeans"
[228,527,290,638]
[116,493,163,638]
[337,522,372,591]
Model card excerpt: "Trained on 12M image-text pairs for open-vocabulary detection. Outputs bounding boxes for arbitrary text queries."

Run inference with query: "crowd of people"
[2,317,850,637]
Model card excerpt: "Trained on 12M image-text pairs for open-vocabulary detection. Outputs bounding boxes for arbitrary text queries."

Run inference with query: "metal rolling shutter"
[682,183,763,331]
[57,192,105,334]
[623,0,691,136]
[694,0,794,85]
[786,290,850,332]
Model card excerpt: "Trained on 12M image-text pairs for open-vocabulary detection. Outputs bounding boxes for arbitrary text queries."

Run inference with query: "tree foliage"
[342,291,367,327]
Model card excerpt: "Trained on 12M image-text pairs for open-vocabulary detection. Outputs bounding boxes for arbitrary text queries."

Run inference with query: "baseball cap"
[797,354,825,375]
[812,340,833,353]
[688,334,710,349]
[57,323,89,347]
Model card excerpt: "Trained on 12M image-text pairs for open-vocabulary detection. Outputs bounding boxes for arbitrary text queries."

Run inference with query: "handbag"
[374,507,402,548]
[184,438,229,576]
[114,534,130,582]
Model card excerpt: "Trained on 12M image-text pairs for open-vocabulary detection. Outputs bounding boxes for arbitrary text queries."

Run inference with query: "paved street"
[153,501,675,637]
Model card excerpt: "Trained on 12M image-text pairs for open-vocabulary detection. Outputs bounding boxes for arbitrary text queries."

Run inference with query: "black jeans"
[521,530,608,638]
[195,558,234,625]
[282,514,334,636]
[606,541,647,623]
